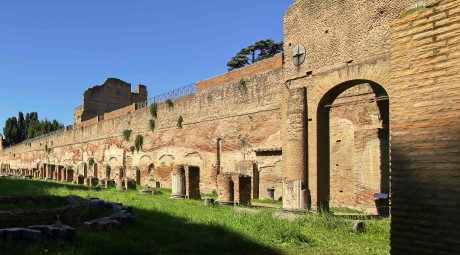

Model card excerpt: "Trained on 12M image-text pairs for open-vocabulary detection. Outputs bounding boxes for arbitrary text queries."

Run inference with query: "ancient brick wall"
[74,78,147,124]
[0,68,283,195]
[329,84,386,213]
[282,0,428,210]
[103,104,136,121]
[196,54,283,91]
[389,1,460,254]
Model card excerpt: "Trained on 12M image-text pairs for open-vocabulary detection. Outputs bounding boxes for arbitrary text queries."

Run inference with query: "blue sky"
[0,1,291,134]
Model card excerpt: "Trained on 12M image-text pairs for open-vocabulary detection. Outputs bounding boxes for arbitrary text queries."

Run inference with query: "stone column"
[217,174,234,205]
[170,165,185,198]
[283,87,308,210]
[66,169,74,182]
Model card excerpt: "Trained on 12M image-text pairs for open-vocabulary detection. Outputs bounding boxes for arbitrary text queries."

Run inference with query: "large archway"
[317,80,389,213]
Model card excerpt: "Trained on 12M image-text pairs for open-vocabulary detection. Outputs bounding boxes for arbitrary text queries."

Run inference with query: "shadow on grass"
[0,178,90,196]
[68,207,284,255]
[0,178,283,255]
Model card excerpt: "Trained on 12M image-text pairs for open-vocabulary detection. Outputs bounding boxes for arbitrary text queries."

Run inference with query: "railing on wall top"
[147,83,196,104]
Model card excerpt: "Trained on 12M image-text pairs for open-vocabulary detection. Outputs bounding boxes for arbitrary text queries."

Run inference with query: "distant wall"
[74,78,147,124]
[1,68,283,194]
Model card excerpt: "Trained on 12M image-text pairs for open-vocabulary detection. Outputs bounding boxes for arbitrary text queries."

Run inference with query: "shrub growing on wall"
[238,78,247,92]
[166,99,174,108]
[177,116,183,129]
[149,119,155,131]
[123,129,132,141]
[135,134,143,152]
[88,158,95,168]
[150,103,158,118]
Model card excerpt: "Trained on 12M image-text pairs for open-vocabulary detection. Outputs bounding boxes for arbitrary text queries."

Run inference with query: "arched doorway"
[317,80,389,214]
[93,163,98,178]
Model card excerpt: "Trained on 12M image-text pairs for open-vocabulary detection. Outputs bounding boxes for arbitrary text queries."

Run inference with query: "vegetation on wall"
[177,116,183,129]
[44,144,52,154]
[123,129,132,141]
[88,158,95,168]
[166,99,174,108]
[227,39,283,71]
[135,134,144,152]
[238,78,247,92]
[150,103,158,118]
[149,119,155,131]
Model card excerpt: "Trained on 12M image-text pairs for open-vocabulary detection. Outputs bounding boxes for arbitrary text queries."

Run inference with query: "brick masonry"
[389,1,460,254]
[196,54,283,91]
[0,1,458,254]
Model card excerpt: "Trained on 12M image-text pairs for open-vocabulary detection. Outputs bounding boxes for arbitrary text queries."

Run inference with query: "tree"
[2,111,64,145]
[18,112,25,141]
[227,39,283,71]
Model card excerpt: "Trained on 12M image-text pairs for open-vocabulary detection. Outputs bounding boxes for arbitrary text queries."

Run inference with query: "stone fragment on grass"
[109,212,135,224]
[28,225,75,241]
[84,218,121,232]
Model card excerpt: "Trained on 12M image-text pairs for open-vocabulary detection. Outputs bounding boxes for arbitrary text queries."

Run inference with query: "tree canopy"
[2,111,64,146]
[227,39,283,71]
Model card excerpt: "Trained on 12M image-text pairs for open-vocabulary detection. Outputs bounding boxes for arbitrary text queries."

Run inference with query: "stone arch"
[128,166,141,184]
[114,166,124,179]
[316,79,389,212]
[77,162,88,177]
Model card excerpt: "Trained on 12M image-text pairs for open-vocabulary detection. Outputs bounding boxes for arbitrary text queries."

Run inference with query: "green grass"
[330,207,364,214]
[252,198,283,206]
[0,178,390,255]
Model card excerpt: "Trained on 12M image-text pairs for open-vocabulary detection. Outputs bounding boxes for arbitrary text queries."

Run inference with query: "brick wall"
[196,53,283,91]
[104,104,136,121]
[74,116,98,129]
[390,1,460,254]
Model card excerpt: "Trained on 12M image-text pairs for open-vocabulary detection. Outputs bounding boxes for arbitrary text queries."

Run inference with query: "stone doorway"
[187,166,200,199]
[93,163,98,178]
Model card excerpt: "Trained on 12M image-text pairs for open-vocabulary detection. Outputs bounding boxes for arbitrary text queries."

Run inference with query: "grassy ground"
[0,178,390,255]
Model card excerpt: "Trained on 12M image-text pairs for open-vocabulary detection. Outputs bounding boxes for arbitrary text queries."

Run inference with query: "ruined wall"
[74,78,147,124]
[1,68,283,195]
[389,1,460,254]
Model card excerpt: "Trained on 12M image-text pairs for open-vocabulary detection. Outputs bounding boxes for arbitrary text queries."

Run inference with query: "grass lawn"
[0,178,390,255]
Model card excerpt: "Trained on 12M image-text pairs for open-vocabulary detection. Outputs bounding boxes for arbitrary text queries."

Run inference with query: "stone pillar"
[283,87,308,210]
[170,165,185,198]
[45,164,51,179]
[66,169,74,182]
[238,176,252,205]
[217,174,234,205]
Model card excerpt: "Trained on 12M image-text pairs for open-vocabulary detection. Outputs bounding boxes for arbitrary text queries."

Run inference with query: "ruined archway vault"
[282,57,392,210]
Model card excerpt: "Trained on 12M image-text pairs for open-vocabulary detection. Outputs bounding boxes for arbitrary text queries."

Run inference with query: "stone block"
[84,218,121,232]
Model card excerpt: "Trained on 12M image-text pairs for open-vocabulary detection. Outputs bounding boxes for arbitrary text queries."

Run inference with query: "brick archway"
[316,80,389,212]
